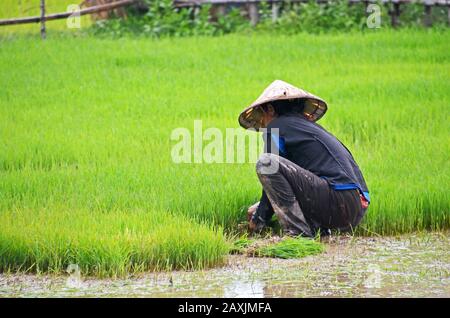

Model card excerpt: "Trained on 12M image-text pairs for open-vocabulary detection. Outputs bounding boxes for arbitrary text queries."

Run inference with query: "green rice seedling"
[229,236,254,254]
[0,29,448,275]
[0,208,228,277]
[256,237,324,259]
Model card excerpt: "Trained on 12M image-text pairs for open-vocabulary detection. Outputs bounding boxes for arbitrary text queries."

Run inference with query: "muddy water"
[1,232,449,297]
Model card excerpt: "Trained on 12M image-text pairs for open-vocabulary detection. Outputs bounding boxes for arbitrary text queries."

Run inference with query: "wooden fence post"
[248,2,259,26]
[390,1,401,28]
[423,2,432,27]
[40,0,46,39]
[448,4,450,26]
[210,3,226,22]
[363,0,369,15]
[216,4,226,16]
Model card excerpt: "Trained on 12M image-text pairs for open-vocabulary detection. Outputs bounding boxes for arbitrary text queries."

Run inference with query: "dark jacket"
[254,114,369,223]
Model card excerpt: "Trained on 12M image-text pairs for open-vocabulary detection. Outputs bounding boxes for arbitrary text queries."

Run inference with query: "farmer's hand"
[247,201,259,222]
[248,219,257,233]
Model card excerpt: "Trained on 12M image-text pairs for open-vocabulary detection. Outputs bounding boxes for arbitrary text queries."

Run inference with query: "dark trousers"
[255,153,367,237]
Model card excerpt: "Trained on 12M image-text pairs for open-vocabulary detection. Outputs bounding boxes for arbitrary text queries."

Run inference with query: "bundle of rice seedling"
[229,236,254,254]
[255,237,324,259]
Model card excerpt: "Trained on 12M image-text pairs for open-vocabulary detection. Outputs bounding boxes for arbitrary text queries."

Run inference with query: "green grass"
[0,29,449,275]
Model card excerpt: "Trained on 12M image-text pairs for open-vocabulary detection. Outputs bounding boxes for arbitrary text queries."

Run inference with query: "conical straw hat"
[238,80,327,130]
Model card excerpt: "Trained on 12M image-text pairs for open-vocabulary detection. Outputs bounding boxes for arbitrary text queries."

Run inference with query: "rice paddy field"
[0,28,449,277]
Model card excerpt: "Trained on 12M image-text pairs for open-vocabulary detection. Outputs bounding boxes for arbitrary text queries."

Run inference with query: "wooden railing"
[173,0,450,27]
[0,0,448,38]
[0,0,137,39]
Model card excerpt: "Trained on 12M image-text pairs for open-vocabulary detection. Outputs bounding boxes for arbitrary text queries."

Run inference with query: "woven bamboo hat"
[238,80,327,130]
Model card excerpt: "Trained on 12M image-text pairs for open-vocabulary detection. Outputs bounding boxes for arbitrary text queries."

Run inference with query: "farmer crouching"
[239,80,370,237]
